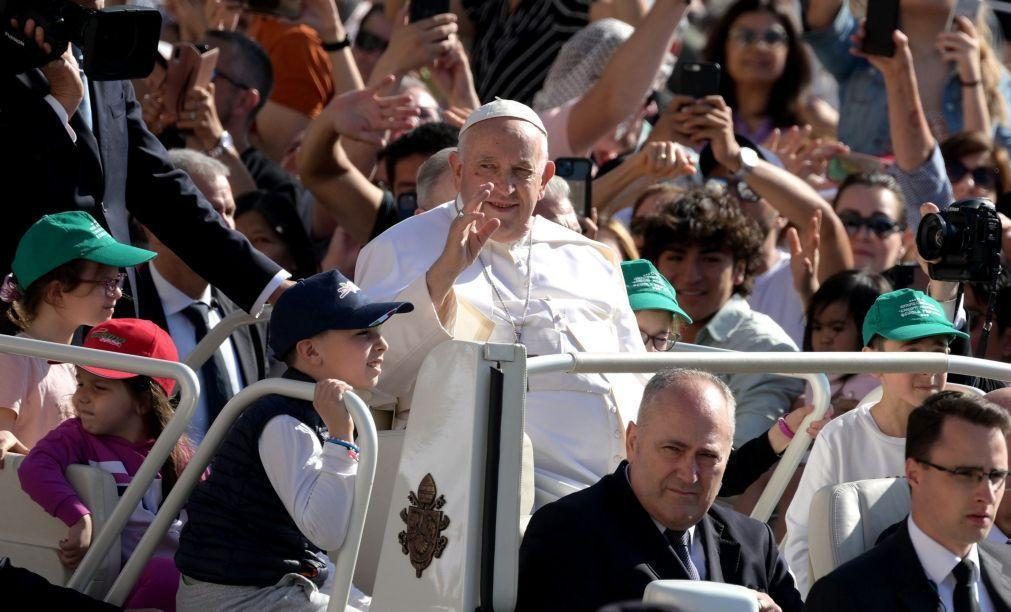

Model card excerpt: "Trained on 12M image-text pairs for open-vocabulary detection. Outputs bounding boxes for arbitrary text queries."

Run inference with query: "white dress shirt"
[149,265,244,437]
[356,201,647,509]
[908,515,995,612]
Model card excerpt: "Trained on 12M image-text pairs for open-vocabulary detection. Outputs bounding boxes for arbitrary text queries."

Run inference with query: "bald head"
[637,369,736,436]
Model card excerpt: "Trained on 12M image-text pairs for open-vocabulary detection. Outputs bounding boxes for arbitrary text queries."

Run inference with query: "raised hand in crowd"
[787,210,822,305]
[762,125,848,191]
[429,38,480,118]
[40,45,84,119]
[368,3,458,88]
[322,74,420,146]
[936,15,991,135]
[592,141,696,217]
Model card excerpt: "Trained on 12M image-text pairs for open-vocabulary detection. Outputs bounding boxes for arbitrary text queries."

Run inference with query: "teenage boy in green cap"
[784,288,970,596]
[621,259,692,353]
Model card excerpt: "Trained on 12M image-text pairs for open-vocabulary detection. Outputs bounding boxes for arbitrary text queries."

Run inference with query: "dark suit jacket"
[806,520,1011,612]
[517,461,803,612]
[132,264,269,392]
[0,71,280,311]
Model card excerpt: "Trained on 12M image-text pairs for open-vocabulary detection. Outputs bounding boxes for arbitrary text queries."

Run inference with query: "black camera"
[916,198,1003,283]
[0,0,161,80]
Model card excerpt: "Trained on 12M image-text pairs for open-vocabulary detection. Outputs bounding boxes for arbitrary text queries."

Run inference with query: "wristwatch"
[207,131,234,159]
[736,146,759,177]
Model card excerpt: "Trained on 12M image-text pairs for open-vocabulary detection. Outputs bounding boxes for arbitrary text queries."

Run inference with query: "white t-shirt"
[0,334,76,449]
[784,402,907,596]
[749,249,805,347]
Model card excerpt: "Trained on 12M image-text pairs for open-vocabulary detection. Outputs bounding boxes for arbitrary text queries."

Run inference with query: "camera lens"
[915,213,947,261]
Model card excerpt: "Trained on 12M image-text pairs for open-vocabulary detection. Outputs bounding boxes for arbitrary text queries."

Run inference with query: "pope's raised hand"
[426,183,500,311]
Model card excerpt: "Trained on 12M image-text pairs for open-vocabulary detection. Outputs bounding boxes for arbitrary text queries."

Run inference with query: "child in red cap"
[19,319,191,611]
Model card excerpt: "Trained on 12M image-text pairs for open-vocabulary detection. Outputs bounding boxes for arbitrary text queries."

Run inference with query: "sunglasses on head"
[729,27,789,47]
[704,177,761,203]
[355,29,389,53]
[838,210,903,237]
[945,159,998,190]
[213,69,251,90]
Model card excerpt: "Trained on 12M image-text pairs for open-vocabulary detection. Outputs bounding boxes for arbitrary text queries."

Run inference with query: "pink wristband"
[777,417,796,440]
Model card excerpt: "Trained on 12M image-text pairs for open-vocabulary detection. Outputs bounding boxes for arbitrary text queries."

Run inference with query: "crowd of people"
[2,0,1011,610]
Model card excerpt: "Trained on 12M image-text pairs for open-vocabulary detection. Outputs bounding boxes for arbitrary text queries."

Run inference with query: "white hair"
[167,148,229,186]
[416,148,455,204]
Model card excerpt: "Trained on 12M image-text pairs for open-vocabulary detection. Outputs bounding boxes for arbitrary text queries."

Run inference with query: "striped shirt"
[464,0,592,105]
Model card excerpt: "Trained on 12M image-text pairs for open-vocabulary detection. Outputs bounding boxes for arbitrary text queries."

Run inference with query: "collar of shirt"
[149,264,213,316]
[699,294,751,344]
[985,524,1010,545]
[908,515,982,587]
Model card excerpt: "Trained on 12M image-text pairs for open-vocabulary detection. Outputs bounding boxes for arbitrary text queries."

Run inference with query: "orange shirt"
[247,15,334,117]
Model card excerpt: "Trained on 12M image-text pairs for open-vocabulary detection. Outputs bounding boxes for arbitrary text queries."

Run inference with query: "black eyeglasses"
[838,210,904,238]
[704,177,761,203]
[77,272,126,298]
[729,27,790,47]
[914,458,1010,489]
[945,160,999,190]
[213,69,251,91]
[355,29,389,53]
[641,330,681,352]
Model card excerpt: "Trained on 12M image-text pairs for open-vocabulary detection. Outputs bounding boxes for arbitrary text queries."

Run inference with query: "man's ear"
[243,89,262,117]
[905,457,922,486]
[732,260,746,286]
[449,150,463,190]
[295,337,319,366]
[625,421,638,459]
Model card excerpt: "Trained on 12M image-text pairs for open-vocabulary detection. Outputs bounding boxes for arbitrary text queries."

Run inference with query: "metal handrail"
[106,378,378,611]
[525,350,1011,523]
[0,334,200,592]
[183,305,272,371]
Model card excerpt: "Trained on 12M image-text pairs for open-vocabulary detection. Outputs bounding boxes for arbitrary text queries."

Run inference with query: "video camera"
[0,0,160,80]
[916,198,1003,284]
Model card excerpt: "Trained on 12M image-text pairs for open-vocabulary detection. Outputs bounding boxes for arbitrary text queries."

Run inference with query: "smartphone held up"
[861,0,899,56]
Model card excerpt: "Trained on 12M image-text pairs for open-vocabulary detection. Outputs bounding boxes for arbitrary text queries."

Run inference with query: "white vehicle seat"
[643,579,760,611]
[807,477,910,584]
[0,453,122,599]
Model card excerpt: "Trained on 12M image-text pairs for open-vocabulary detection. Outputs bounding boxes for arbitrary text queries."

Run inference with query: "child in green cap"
[0,211,156,462]
[784,288,969,595]
[621,259,693,353]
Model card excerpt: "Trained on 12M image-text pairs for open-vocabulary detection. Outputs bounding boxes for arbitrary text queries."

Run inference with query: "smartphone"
[162,43,201,120]
[189,47,220,93]
[667,61,722,99]
[827,151,886,182]
[243,0,302,20]
[862,0,900,57]
[554,157,594,218]
[410,0,450,22]
[945,0,981,31]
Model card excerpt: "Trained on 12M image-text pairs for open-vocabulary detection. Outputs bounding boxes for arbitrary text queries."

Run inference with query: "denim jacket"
[804,3,1011,156]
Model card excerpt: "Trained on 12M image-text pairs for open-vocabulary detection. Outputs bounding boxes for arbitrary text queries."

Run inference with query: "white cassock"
[356,200,647,508]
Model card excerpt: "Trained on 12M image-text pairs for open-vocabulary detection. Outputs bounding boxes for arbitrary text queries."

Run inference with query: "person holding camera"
[0,13,295,322]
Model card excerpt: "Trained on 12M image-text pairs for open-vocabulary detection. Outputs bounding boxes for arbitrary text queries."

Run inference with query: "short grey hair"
[416,147,455,203]
[638,369,736,436]
[168,149,230,186]
[543,175,570,203]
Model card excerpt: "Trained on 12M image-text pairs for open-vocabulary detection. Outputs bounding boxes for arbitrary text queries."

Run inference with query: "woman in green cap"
[0,212,156,462]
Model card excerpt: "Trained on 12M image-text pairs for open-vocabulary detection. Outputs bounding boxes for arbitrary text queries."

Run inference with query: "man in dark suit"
[517,369,803,612]
[807,391,1011,612]
[133,149,269,442]
[0,20,289,321]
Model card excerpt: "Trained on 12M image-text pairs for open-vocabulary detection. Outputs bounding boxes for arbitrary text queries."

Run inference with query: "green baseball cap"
[861,288,969,347]
[13,212,156,290]
[621,259,692,324]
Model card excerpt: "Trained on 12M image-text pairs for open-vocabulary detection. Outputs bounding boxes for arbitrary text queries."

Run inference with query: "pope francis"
[355,100,647,507]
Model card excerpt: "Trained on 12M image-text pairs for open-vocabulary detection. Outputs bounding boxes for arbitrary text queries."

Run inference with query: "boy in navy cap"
[175,270,412,611]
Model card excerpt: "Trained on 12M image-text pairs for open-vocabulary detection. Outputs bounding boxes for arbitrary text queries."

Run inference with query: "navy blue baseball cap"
[269,270,414,357]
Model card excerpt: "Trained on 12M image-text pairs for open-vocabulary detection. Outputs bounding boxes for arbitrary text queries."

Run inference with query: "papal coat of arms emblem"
[398,473,450,578]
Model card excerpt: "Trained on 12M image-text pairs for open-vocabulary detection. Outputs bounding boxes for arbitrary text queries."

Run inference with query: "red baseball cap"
[80,319,180,395]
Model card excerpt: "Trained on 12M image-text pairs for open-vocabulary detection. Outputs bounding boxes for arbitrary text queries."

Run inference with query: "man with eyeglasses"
[807,391,1011,612]
[983,388,1011,545]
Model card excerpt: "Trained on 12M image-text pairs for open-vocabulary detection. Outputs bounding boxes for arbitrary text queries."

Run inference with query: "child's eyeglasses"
[838,211,903,237]
[77,273,126,297]
[641,331,681,352]
[728,27,789,47]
